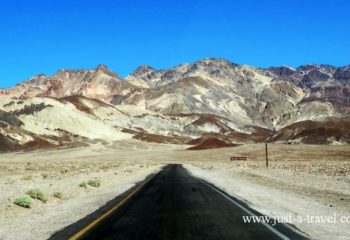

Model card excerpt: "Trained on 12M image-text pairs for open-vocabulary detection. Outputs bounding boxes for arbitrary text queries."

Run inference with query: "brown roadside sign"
[230,156,247,161]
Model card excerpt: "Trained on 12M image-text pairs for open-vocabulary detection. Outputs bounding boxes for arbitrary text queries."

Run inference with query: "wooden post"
[265,143,269,168]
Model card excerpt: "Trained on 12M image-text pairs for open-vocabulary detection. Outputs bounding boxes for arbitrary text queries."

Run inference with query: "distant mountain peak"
[195,57,238,65]
[131,65,157,77]
[94,64,121,79]
[96,64,109,71]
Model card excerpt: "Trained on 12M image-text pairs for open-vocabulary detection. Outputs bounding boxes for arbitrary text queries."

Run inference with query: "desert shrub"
[14,195,32,208]
[53,192,63,199]
[79,181,87,188]
[125,169,133,173]
[26,188,48,203]
[87,179,101,187]
[41,173,49,179]
[21,174,33,181]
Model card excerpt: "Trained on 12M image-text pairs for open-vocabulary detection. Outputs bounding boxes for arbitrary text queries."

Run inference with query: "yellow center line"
[69,173,157,240]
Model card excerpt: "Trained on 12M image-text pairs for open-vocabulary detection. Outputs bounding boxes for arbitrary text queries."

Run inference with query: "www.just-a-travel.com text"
[242,214,350,226]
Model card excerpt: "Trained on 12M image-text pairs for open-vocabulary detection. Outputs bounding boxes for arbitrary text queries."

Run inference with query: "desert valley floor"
[0,140,349,240]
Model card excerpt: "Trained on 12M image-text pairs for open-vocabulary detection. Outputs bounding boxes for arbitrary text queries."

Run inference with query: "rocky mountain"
[1,58,350,151]
[123,59,350,130]
[0,64,138,103]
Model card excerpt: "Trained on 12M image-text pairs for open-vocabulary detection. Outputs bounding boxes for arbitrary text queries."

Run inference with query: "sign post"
[265,143,268,168]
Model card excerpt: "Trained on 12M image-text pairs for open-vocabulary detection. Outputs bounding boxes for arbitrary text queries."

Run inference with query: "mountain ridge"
[1,57,350,151]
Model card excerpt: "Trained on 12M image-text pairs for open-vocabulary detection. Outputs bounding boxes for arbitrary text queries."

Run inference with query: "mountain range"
[1,58,350,151]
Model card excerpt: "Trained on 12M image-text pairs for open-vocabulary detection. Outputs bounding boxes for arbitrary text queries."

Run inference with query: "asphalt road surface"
[56,164,309,240]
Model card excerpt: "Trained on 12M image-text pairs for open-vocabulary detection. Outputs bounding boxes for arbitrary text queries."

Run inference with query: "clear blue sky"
[0,0,349,88]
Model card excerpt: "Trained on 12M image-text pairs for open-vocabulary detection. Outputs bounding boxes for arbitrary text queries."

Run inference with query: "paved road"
[54,164,309,240]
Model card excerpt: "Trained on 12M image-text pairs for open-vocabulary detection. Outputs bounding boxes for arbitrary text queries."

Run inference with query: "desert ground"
[0,141,349,240]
